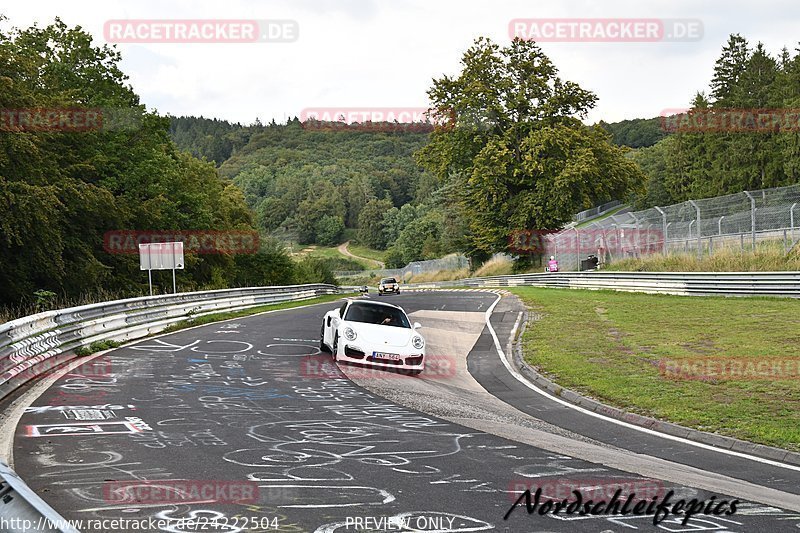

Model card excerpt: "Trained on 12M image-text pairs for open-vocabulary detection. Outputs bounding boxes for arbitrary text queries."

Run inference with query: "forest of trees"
[0,19,328,307]
[598,117,668,148]
[631,34,800,208]
[169,116,266,166]
[181,119,461,267]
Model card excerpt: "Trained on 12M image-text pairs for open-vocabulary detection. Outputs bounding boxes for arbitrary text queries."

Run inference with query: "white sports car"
[320,299,425,374]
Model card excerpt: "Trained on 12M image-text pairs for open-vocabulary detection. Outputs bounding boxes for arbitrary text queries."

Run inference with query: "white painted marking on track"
[482,293,800,473]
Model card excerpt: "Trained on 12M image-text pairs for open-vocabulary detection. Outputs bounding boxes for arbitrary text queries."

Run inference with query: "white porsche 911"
[320,299,425,374]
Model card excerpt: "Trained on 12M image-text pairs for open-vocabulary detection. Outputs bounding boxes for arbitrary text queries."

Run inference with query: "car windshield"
[381,278,397,284]
[344,303,410,328]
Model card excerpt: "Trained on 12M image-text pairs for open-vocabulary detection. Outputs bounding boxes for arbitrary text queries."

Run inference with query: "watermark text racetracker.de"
[510,18,703,42]
[660,357,800,381]
[300,354,456,380]
[300,107,448,132]
[4,355,112,385]
[661,108,800,133]
[103,230,260,255]
[508,228,665,255]
[0,107,143,132]
[104,19,298,43]
[103,479,260,505]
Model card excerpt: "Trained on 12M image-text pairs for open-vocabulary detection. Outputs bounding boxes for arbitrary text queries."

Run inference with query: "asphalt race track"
[13,291,800,532]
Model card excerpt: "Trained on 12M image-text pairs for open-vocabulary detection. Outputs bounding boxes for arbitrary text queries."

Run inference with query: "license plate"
[373,351,401,361]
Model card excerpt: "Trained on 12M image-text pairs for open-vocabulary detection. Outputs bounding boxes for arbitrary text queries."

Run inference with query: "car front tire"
[332,332,339,361]
[319,322,330,353]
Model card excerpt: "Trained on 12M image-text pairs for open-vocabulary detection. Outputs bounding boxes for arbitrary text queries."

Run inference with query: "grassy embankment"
[606,239,800,271]
[510,286,800,450]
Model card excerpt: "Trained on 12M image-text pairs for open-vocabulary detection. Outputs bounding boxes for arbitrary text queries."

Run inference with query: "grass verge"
[509,286,800,451]
[346,243,387,265]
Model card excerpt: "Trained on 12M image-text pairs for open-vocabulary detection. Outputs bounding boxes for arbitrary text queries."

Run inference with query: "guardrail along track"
[409,271,800,298]
[0,284,342,403]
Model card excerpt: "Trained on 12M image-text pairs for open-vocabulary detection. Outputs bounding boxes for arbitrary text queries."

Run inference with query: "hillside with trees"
[632,34,800,207]
[169,116,266,166]
[205,121,461,267]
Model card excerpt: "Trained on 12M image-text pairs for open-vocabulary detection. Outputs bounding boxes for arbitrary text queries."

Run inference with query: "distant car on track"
[377,277,400,295]
[320,299,425,374]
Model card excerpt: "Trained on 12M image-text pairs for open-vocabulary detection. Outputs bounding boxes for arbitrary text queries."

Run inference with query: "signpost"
[139,242,185,295]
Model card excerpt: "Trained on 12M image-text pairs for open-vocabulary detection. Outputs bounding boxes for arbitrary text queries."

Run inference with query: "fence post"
[610,215,622,259]
[718,215,724,235]
[655,206,668,255]
[630,213,640,256]
[689,200,701,259]
[744,190,756,248]
[791,202,797,245]
[687,220,694,252]
[573,227,580,270]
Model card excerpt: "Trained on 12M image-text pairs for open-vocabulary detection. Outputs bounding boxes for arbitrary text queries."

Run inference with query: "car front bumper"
[341,344,424,369]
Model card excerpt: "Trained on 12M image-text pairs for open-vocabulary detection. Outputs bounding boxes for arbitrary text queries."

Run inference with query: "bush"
[315,215,345,246]
[293,258,337,285]
[384,247,405,269]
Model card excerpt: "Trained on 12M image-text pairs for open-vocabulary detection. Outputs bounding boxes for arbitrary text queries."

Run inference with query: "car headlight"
[412,336,424,349]
[343,327,357,341]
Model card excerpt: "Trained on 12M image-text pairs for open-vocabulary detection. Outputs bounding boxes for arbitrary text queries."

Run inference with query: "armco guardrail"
[0,284,343,403]
[409,271,800,297]
[1,461,79,532]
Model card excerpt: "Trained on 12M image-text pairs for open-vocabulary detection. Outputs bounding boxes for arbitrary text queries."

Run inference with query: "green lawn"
[509,287,800,451]
[346,243,387,264]
[289,244,371,270]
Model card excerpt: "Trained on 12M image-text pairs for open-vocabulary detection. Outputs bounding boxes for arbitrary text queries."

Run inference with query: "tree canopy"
[416,37,644,256]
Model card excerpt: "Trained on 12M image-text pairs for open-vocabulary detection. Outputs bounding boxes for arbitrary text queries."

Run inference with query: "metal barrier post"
[655,206,668,254]
[745,190,756,248]
[689,200,701,258]
[630,213,640,256]
[573,227,580,270]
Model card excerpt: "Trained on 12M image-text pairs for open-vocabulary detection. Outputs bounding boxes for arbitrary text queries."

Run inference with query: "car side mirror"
[413,322,422,329]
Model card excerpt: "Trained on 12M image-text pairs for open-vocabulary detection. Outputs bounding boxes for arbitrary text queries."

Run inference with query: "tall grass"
[606,239,800,272]
[473,255,515,277]
[405,268,470,284]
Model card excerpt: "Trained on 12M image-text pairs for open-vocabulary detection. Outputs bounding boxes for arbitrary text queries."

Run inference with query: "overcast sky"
[3,0,799,125]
